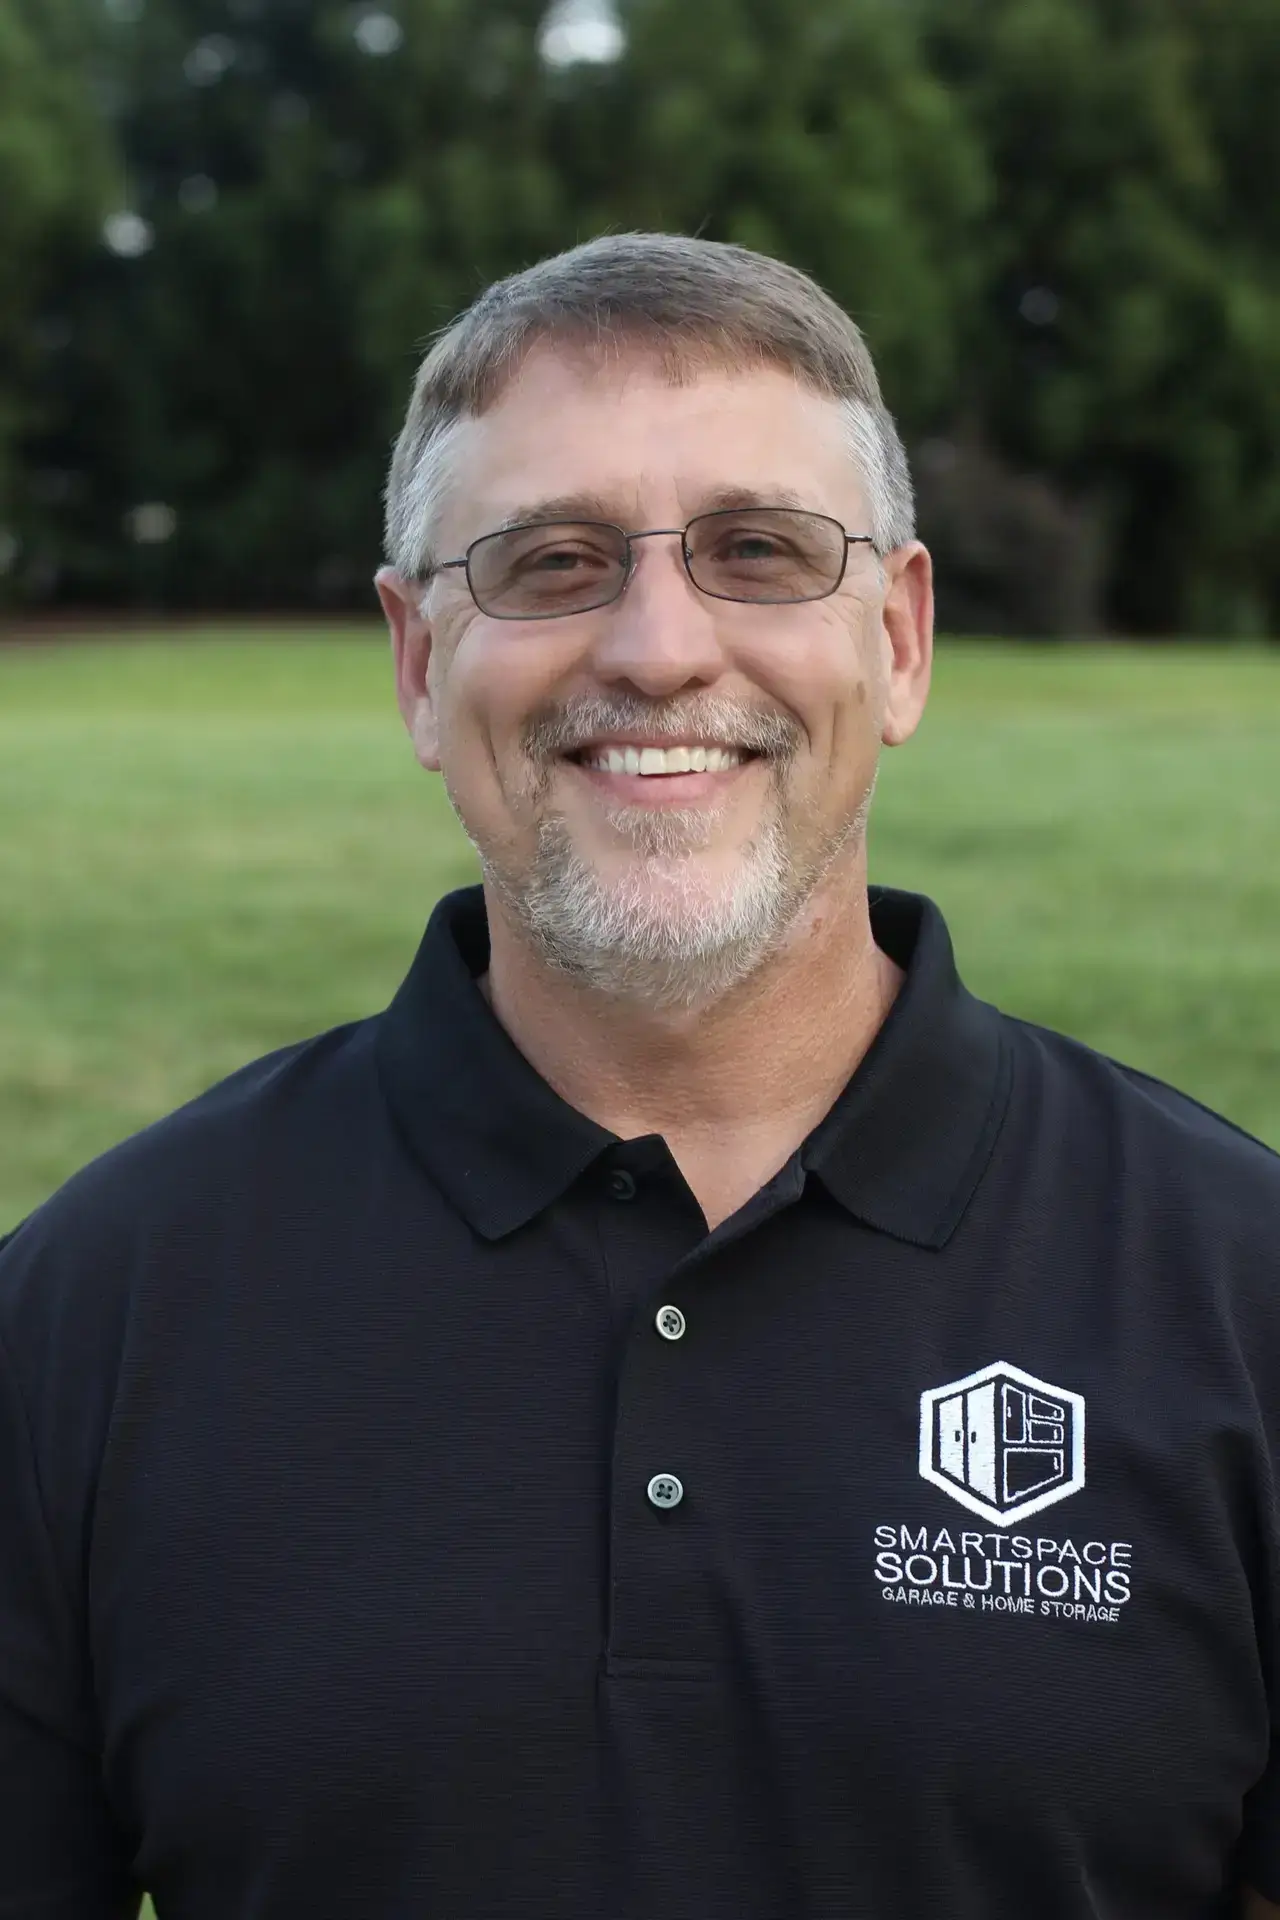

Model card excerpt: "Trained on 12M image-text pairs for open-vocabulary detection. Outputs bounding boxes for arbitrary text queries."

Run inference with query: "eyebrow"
[492,495,623,533]
[695,485,816,516]
[488,484,821,536]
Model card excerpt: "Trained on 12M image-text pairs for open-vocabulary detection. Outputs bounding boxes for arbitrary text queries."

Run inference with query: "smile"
[579,748,744,779]
[573,743,751,776]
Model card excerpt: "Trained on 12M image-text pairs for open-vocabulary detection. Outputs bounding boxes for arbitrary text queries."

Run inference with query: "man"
[1,233,1278,1919]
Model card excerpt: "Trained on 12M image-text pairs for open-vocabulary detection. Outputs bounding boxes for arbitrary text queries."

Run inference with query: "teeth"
[583,741,752,771]
[584,744,744,775]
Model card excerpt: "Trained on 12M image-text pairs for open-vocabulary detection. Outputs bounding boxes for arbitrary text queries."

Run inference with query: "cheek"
[818,607,882,753]
[436,630,576,813]
[737,604,872,754]
[827,680,880,781]
[777,674,881,822]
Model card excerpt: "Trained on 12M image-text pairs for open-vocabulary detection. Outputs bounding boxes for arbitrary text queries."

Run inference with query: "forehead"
[438,343,865,545]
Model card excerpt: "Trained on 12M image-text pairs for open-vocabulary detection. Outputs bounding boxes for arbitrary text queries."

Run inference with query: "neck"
[479,854,904,1229]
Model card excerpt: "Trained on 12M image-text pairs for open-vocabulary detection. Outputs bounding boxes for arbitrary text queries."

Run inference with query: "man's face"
[380,344,931,1005]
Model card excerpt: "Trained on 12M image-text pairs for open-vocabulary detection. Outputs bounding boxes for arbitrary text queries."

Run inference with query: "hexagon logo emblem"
[919,1361,1085,1527]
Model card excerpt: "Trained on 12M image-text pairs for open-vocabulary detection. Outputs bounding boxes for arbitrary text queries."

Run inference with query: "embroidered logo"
[919,1361,1085,1527]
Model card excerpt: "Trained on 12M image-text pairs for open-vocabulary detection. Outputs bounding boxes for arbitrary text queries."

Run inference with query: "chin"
[596,843,768,918]
[486,798,847,1002]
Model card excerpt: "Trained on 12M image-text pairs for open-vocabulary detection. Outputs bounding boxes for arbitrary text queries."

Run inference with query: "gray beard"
[447,691,876,1011]
[479,769,876,1011]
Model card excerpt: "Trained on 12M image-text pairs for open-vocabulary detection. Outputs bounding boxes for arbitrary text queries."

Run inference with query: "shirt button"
[607,1168,638,1201]
[647,1473,684,1510]
[655,1304,686,1341]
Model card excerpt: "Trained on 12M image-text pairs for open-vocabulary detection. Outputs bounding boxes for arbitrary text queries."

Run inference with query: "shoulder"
[1001,1006,1280,1237]
[0,1017,382,1335]
[0,1017,396,1545]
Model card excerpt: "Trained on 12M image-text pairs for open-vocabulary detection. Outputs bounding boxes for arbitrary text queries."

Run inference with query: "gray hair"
[382,232,915,579]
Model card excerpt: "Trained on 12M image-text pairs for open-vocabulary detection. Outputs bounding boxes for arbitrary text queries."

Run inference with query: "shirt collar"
[375,884,1011,1246]
[799,887,1012,1245]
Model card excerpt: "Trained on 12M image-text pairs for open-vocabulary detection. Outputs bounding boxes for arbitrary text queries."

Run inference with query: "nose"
[586,532,729,697]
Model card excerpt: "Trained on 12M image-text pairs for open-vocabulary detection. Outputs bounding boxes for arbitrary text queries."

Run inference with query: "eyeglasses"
[420,508,876,620]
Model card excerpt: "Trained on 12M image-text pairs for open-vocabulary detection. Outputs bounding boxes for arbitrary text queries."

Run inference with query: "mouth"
[560,738,762,805]
[572,741,754,776]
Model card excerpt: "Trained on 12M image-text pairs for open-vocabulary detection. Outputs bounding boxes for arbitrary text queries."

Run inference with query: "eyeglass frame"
[415,507,878,619]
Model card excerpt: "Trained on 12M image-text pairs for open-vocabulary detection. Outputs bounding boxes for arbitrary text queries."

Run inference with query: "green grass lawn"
[1,632,1278,1241]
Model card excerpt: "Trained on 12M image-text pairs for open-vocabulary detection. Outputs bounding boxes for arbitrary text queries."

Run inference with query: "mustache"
[521,694,804,763]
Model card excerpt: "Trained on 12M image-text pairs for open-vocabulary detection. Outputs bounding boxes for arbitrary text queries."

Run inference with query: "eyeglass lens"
[466,508,848,617]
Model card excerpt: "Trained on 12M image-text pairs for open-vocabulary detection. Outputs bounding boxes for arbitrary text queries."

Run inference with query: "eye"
[719,531,788,563]
[503,532,618,577]
[684,509,845,602]
[703,521,804,570]
[523,543,597,573]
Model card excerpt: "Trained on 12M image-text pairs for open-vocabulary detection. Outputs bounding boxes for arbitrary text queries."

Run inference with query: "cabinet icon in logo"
[919,1361,1085,1526]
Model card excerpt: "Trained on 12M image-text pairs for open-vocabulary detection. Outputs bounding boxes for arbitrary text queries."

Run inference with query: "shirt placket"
[599,1150,805,1671]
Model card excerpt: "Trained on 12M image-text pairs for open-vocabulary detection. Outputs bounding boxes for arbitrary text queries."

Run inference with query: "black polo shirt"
[3,882,1280,1920]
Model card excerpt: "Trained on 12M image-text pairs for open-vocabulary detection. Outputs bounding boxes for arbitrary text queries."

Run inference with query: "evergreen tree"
[5,0,1277,633]
[0,0,118,593]
[919,0,1280,634]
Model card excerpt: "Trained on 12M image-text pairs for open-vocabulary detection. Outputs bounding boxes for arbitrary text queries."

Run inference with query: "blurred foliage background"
[2,0,1279,637]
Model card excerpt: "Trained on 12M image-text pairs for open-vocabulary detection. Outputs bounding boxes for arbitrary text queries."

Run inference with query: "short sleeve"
[0,1231,141,1919]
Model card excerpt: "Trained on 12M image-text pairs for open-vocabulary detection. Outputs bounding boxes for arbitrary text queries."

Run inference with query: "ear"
[375,566,441,771]
[877,542,934,748]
